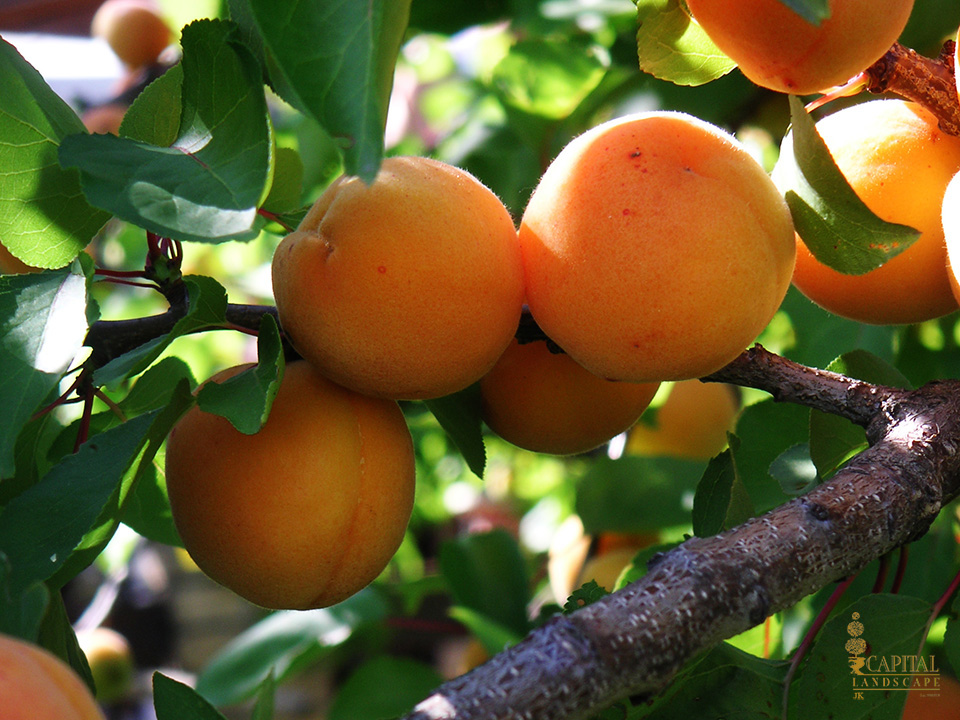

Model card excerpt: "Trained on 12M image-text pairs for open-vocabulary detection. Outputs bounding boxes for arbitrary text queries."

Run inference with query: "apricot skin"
[780,100,960,325]
[164,361,416,610]
[91,0,172,68]
[0,632,106,720]
[272,156,525,401]
[479,338,659,455]
[627,380,739,460]
[685,0,914,95]
[518,112,796,384]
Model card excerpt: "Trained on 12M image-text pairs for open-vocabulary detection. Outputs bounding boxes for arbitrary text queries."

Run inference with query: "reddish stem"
[871,553,890,594]
[73,380,96,453]
[257,208,294,232]
[891,545,910,594]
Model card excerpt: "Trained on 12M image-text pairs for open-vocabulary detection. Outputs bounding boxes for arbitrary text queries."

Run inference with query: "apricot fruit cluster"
[164,361,416,610]
[685,0,914,95]
[0,632,106,720]
[778,99,960,325]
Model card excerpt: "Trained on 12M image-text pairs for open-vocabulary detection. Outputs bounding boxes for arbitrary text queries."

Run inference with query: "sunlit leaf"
[772,96,920,275]
[0,38,109,268]
[635,0,736,86]
[0,267,87,477]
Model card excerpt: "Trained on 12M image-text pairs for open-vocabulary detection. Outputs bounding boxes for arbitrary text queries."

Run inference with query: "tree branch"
[403,347,960,720]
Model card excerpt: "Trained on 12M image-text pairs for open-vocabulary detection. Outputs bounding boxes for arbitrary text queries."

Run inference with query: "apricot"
[81,104,127,135]
[0,632,106,720]
[684,0,914,95]
[479,338,658,455]
[91,0,172,68]
[76,628,134,704]
[780,100,960,325]
[944,170,960,301]
[164,361,416,610]
[0,243,38,274]
[626,380,739,460]
[902,674,960,719]
[272,156,525,400]
[518,112,796,383]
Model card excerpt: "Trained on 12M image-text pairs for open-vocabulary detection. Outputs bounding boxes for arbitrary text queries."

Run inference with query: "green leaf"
[0,267,88,477]
[329,656,444,720]
[246,0,412,182]
[769,442,820,495]
[93,275,228,386]
[0,555,48,641]
[777,0,831,25]
[562,580,609,614]
[58,20,271,243]
[491,38,609,119]
[120,463,182,547]
[576,455,704,535]
[640,642,787,718]
[772,96,920,275]
[196,588,389,707]
[0,411,155,595]
[196,314,283,434]
[260,146,304,214]
[47,379,194,589]
[251,673,276,720]
[36,591,94,693]
[155,672,228,720]
[448,605,523,657]
[809,350,911,479]
[791,593,926,720]
[692,440,756,537]
[0,38,109,269]
[119,63,183,146]
[635,0,737,86]
[438,529,530,637]
[424,384,486,479]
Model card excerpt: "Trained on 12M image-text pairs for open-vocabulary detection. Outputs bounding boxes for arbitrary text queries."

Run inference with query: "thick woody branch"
[404,355,960,720]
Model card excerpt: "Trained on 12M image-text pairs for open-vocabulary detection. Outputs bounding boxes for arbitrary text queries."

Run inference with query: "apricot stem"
[863,41,960,136]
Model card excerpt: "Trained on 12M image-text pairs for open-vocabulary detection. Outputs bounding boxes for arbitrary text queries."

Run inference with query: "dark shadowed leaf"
[0,556,48,642]
[693,439,756,537]
[196,588,389,707]
[439,529,530,637]
[58,20,270,243]
[155,672,228,720]
[773,96,919,275]
[329,656,444,720]
[0,39,109,268]
[0,267,88,477]
[424,384,486,478]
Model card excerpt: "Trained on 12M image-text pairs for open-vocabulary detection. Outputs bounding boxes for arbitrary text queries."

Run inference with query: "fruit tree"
[3,1,960,719]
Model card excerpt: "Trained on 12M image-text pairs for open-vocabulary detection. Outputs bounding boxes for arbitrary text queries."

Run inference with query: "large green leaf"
[329,656,444,720]
[0,38,109,268]
[772,96,920,275]
[245,0,411,183]
[155,673,229,720]
[0,411,156,595]
[0,266,88,477]
[196,588,389,706]
[58,20,270,243]
[635,0,736,86]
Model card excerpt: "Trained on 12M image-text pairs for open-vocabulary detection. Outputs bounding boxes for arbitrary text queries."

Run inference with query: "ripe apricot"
[626,380,739,460]
[0,243,38,274]
[902,675,960,719]
[685,0,914,95]
[0,632,105,720]
[81,104,127,135]
[164,361,416,610]
[91,0,172,68]
[76,628,134,704]
[479,338,659,455]
[272,156,525,400]
[781,100,960,325]
[519,112,795,383]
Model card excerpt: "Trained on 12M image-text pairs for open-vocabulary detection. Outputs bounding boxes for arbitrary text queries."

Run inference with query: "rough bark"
[403,346,960,720]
